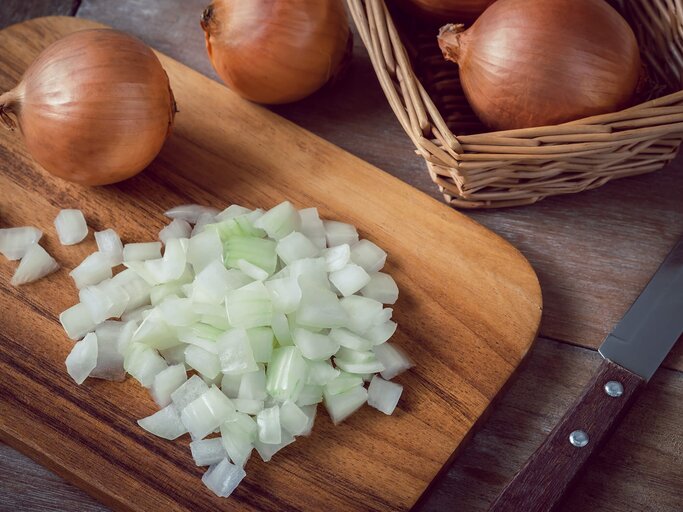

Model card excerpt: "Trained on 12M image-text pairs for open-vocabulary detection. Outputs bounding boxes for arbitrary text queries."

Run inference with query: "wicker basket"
[346,0,683,208]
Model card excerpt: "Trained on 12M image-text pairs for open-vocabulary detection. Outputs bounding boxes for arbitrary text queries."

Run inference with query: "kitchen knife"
[488,236,683,512]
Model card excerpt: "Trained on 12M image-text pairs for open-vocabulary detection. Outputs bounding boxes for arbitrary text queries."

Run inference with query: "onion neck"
[438,23,467,64]
[0,89,19,130]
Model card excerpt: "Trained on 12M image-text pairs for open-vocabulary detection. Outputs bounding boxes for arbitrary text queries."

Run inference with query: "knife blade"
[488,236,683,512]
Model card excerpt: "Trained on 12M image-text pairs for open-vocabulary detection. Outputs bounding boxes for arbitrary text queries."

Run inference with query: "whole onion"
[437,0,641,130]
[0,29,176,185]
[397,0,496,23]
[200,0,351,105]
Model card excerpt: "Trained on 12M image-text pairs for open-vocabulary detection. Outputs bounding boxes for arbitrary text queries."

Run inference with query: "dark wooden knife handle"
[488,359,645,512]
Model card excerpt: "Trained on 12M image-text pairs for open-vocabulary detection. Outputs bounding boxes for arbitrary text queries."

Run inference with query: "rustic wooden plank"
[420,338,683,512]
[3,337,681,511]
[0,16,541,512]
[0,443,107,512]
[0,0,79,29]
[76,0,683,372]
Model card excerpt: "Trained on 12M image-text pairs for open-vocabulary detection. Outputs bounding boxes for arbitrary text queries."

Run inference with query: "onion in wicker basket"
[347,0,683,208]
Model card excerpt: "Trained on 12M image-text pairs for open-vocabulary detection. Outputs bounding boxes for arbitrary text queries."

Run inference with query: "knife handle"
[488,359,645,512]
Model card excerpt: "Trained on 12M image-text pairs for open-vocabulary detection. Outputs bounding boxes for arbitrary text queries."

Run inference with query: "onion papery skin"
[438,0,641,130]
[0,29,176,185]
[201,0,351,105]
[397,0,496,24]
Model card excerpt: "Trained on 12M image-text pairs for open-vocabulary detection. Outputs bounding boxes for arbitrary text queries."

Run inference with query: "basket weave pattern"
[346,0,683,208]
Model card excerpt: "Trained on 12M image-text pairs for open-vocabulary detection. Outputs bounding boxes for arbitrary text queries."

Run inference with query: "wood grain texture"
[0,16,541,512]
[489,360,645,512]
[75,0,683,373]
[0,0,79,28]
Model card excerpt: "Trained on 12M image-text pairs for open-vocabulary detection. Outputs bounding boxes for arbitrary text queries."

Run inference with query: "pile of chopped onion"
[55,201,412,499]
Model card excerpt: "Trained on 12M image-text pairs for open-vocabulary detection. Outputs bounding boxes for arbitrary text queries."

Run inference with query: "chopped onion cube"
[296,286,347,329]
[350,240,387,273]
[276,232,319,264]
[237,258,269,281]
[70,252,112,289]
[364,320,398,346]
[190,437,228,466]
[225,282,272,329]
[247,327,274,363]
[298,208,326,249]
[287,257,329,290]
[159,297,199,327]
[91,322,126,381]
[219,416,255,467]
[192,211,217,236]
[306,360,340,386]
[187,230,223,274]
[138,404,187,440]
[329,264,371,297]
[340,295,383,334]
[11,243,59,286]
[144,238,187,284]
[132,310,177,350]
[361,272,398,304]
[165,204,219,223]
[279,401,308,436]
[292,328,340,361]
[323,385,367,425]
[264,277,302,317]
[238,365,267,400]
[217,329,259,375]
[202,458,246,498]
[191,260,247,304]
[256,405,281,444]
[215,204,252,221]
[79,279,129,324]
[253,201,300,240]
[271,313,293,346]
[299,404,317,436]
[123,342,168,387]
[296,384,323,406]
[65,332,98,384]
[325,372,364,395]
[329,328,373,351]
[95,229,123,266]
[171,375,209,412]
[123,242,162,262]
[185,345,221,380]
[180,385,236,440]
[266,346,308,402]
[0,226,42,260]
[60,302,96,340]
[321,244,350,272]
[221,373,242,398]
[323,220,358,247]
[151,363,187,407]
[367,375,403,415]
[233,398,265,415]
[54,209,88,245]
[254,428,295,462]
[111,269,152,312]
[373,342,414,380]
[225,236,277,275]
[160,218,192,244]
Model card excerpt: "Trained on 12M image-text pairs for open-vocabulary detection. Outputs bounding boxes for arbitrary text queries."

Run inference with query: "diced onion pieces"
[53,201,410,501]
[0,226,42,260]
[11,243,59,286]
[55,209,88,245]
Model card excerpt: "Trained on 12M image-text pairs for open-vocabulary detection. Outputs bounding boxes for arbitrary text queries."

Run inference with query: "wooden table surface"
[1,1,681,511]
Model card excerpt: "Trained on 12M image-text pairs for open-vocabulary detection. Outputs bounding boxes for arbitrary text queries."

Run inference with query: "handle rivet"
[604,381,624,397]
[569,430,589,448]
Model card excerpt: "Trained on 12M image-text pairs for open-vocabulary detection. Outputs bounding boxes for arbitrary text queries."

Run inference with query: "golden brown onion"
[438,0,641,130]
[0,29,176,185]
[200,0,351,105]
[397,0,496,23]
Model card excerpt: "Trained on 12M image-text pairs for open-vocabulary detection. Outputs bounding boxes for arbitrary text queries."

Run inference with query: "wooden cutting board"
[0,16,542,512]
